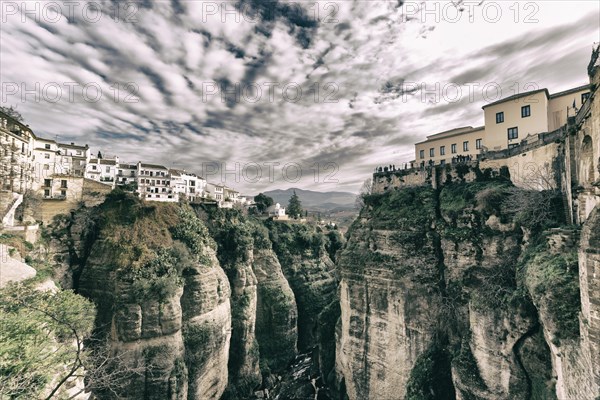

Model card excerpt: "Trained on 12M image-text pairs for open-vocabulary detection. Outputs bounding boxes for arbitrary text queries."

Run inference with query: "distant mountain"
[262,188,357,212]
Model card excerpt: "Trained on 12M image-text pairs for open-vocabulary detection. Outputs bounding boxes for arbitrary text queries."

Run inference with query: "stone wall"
[372,168,430,193]
[39,177,112,224]
[568,53,600,224]
[479,141,563,190]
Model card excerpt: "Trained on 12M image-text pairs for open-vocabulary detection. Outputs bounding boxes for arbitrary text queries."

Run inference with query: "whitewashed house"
[57,142,90,177]
[116,163,137,186]
[266,203,287,219]
[85,156,119,187]
[205,183,225,203]
[137,162,177,202]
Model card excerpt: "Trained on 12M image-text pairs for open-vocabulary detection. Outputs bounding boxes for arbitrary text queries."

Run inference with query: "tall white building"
[0,111,34,193]
[137,162,177,202]
[85,157,119,187]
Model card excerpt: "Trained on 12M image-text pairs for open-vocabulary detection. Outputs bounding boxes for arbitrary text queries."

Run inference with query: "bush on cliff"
[405,345,455,400]
[523,241,580,342]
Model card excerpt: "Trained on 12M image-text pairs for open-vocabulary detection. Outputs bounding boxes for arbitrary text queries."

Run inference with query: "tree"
[0,283,95,399]
[287,190,303,219]
[254,193,274,213]
[0,283,144,399]
[0,105,24,122]
[502,187,563,230]
[355,177,372,209]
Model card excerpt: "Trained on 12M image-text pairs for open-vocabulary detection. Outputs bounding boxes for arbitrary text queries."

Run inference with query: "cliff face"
[267,221,338,350]
[77,195,232,399]
[48,194,336,400]
[336,178,589,400]
[336,186,442,400]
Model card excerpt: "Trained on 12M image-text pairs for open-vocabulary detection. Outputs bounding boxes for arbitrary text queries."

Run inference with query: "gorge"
[4,162,599,399]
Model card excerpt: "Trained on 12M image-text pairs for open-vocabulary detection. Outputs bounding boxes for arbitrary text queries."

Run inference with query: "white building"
[170,170,206,202]
[223,186,239,203]
[57,142,90,177]
[266,203,287,219]
[0,111,34,193]
[85,157,119,187]
[31,137,61,189]
[116,163,137,186]
[137,162,177,202]
[205,182,225,203]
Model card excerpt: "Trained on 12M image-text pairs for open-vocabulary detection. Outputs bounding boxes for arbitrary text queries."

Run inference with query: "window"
[44,179,51,187]
[582,92,590,104]
[190,181,195,186]
[130,171,135,176]
[440,146,445,156]
[44,164,49,170]
[451,144,457,154]
[419,150,425,159]
[106,166,110,173]
[463,141,469,151]
[44,144,50,149]
[429,148,435,157]
[44,189,50,196]
[496,112,504,123]
[521,105,531,118]
[440,160,446,166]
[476,139,482,149]
[92,165,97,170]
[118,170,123,176]
[508,127,518,140]
[60,190,66,197]
[76,150,82,155]
[61,180,67,188]
[44,153,50,159]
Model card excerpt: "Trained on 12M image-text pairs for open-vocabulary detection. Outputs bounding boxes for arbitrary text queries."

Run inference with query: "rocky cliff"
[76,193,231,399]
[336,174,597,400]
[44,192,338,400]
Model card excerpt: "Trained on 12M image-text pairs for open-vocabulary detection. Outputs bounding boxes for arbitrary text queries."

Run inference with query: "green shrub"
[122,247,184,302]
[405,345,454,400]
[524,243,580,340]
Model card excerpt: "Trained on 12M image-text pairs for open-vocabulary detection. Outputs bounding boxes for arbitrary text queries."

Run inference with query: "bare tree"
[64,338,146,400]
[0,105,24,122]
[355,177,373,209]
[502,187,562,229]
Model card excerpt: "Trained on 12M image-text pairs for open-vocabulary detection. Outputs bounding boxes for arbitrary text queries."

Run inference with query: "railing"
[480,127,566,161]
[574,87,595,128]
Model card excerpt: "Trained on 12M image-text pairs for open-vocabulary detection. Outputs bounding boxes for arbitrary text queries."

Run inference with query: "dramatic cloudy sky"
[1,0,599,193]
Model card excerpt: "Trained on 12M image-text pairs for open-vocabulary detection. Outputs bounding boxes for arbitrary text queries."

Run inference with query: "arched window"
[581,135,594,185]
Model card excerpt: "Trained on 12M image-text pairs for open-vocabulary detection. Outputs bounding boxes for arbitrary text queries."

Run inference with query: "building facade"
[137,163,177,202]
[415,84,591,165]
[0,112,239,209]
[0,112,34,193]
[415,126,485,166]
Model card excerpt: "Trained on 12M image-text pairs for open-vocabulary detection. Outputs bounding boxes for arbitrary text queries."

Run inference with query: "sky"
[1,0,599,194]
